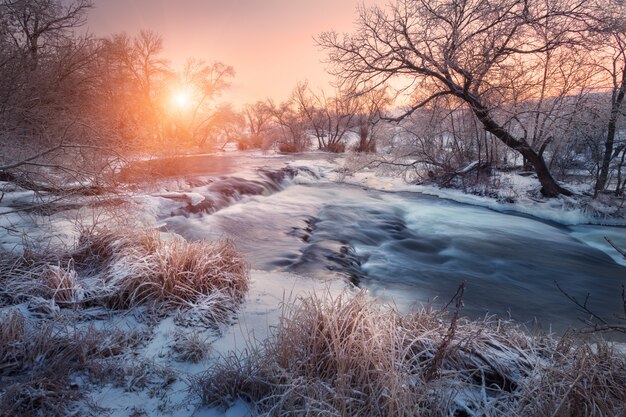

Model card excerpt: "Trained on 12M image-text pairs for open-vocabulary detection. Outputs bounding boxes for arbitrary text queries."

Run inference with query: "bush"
[278,143,300,153]
[323,142,346,153]
[237,135,266,151]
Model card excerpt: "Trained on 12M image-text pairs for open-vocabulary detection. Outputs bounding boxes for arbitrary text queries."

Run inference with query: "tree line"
[1,0,626,200]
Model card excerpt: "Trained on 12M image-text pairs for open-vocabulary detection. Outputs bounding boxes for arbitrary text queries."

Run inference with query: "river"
[143,152,626,335]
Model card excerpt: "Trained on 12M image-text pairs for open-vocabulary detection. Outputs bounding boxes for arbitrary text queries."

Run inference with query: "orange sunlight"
[171,88,192,111]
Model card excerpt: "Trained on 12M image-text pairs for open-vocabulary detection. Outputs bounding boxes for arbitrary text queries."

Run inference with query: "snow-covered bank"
[84,270,349,417]
[2,152,626,416]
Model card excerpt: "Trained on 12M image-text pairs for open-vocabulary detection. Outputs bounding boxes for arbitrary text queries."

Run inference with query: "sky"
[86,0,383,108]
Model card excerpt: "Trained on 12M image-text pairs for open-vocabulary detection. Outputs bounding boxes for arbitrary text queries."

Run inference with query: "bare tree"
[240,101,273,149]
[244,101,272,137]
[267,97,310,153]
[177,59,235,148]
[196,103,244,150]
[591,2,626,195]
[319,0,598,197]
[1,0,92,70]
[0,0,120,192]
[292,82,358,152]
[353,86,392,153]
[100,30,172,147]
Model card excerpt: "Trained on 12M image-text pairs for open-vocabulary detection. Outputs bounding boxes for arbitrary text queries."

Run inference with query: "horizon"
[86,0,382,108]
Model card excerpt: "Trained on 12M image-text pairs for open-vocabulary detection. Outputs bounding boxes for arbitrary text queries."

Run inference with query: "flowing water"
[148,153,626,334]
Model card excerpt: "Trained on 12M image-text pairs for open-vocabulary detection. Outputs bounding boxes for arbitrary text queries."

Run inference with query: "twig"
[605,237,626,259]
[426,281,466,381]
[555,281,625,334]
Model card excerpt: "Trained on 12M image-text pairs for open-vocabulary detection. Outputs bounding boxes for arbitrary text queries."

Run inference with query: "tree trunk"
[467,96,571,197]
[596,65,626,194]
[522,149,572,197]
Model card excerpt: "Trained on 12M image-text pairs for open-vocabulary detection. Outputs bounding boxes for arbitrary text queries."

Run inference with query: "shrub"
[237,135,266,150]
[278,143,299,153]
[323,142,346,153]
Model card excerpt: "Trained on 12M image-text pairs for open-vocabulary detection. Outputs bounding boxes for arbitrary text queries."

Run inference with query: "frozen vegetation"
[2,0,626,415]
[1,153,625,416]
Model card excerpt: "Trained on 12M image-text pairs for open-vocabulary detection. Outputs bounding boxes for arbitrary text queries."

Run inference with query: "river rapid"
[145,152,626,335]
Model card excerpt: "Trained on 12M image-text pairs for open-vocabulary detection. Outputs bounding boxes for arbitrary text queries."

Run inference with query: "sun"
[171,88,192,110]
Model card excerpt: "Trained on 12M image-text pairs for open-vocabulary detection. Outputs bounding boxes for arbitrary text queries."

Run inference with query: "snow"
[157,192,207,206]
[1,151,625,415]
[80,270,350,417]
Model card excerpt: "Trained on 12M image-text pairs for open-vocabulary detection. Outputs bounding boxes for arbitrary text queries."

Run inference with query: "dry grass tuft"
[0,227,249,324]
[194,291,626,417]
[0,309,145,417]
[109,234,248,310]
[40,263,85,306]
[518,341,626,417]
[171,330,212,363]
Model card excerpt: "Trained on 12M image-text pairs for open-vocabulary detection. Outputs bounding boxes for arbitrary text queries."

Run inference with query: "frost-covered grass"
[0,309,147,417]
[0,227,249,323]
[0,225,251,416]
[195,291,626,417]
[170,329,212,363]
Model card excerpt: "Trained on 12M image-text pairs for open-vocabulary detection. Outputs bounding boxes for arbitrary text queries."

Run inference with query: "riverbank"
[1,151,625,416]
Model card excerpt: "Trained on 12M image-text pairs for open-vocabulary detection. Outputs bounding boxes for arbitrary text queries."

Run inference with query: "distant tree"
[353,86,392,153]
[177,59,235,147]
[197,103,244,150]
[240,101,273,149]
[100,30,172,146]
[267,96,310,153]
[244,101,272,137]
[319,0,597,197]
[292,82,358,152]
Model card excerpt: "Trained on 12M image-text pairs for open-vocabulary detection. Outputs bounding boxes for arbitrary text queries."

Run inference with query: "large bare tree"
[1,0,92,69]
[319,0,597,196]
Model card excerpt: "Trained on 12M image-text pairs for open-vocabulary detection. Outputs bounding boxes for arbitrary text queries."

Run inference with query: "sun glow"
[171,88,192,110]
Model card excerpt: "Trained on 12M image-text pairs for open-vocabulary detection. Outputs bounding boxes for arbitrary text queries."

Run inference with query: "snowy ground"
[1,151,625,416]
[82,270,348,417]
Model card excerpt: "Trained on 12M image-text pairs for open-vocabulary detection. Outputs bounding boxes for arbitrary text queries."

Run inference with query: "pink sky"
[86,0,382,107]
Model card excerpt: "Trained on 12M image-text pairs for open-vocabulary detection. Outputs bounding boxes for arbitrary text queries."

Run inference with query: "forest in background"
[1,0,626,200]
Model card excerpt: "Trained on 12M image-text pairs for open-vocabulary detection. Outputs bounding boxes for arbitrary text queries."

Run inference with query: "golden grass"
[109,233,248,310]
[517,340,626,417]
[194,291,626,417]
[0,227,249,324]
